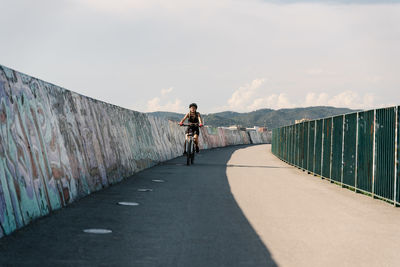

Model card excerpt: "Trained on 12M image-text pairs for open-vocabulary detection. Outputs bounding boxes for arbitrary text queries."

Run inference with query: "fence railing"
[271,106,399,206]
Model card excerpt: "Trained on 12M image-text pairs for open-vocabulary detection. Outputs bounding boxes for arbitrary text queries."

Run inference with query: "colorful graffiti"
[0,64,269,238]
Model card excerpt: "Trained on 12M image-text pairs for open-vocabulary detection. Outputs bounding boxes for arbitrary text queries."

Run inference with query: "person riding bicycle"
[179,103,203,154]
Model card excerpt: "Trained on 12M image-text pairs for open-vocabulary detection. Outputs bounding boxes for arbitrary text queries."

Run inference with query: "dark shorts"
[186,126,200,136]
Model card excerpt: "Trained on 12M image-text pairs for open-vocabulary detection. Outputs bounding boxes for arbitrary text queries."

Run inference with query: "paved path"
[1,144,400,266]
[227,145,400,267]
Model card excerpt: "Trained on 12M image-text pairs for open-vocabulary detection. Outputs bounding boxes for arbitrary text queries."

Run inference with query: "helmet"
[189,103,198,109]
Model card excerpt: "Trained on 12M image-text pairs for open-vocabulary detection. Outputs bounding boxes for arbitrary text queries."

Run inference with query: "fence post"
[292,125,295,164]
[321,119,325,179]
[307,122,310,172]
[302,122,305,169]
[284,127,286,161]
[294,125,296,165]
[372,109,376,199]
[297,124,299,167]
[394,106,398,206]
[314,120,317,174]
[341,115,345,187]
[355,112,359,193]
[330,117,334,183]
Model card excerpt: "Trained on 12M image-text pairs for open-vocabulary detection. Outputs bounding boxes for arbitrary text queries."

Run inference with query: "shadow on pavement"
[0,145,277,267]
[186,163,292,169]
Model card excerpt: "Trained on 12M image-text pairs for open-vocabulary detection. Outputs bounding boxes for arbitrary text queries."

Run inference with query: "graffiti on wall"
[0,64,269,238]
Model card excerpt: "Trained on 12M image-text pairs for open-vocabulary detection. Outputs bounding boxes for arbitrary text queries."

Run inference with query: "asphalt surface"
[2,144,400,267]
[0,145,277,267]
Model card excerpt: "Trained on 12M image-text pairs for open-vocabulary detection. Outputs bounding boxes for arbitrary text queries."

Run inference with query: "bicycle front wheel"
[186,139,192,165]
[191,143,195,164]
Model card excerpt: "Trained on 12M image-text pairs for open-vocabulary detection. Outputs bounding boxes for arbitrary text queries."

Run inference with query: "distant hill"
[148,106,358,129]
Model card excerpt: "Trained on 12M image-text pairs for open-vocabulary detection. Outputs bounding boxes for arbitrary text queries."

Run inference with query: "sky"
[0,0,399,114]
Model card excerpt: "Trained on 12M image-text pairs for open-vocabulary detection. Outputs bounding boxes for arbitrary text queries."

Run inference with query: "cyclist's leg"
[195,126,200,145]
[193,126,200,144]
[194,134,200,152]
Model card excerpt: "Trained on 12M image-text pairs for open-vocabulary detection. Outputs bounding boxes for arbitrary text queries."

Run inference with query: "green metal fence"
[343,113,357,187]
[356,110,374,193]
[314,119,323,176]
[271,106,400,206]
[331,115,343,182]
[322,118,331,179]
[308,121,315,172]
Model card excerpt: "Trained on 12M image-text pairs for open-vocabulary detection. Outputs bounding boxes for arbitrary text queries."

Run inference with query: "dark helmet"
[189,103,198,109]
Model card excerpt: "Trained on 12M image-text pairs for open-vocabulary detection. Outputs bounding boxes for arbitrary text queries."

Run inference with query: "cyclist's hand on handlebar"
[179,122,183,126]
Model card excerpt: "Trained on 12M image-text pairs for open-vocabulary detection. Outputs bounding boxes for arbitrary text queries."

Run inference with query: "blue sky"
[0,0,399,113]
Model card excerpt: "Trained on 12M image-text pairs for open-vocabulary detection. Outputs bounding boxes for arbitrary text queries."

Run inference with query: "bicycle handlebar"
[180,123,203,127]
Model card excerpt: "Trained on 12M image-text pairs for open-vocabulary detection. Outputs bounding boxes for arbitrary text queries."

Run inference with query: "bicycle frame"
[181,123,200,165]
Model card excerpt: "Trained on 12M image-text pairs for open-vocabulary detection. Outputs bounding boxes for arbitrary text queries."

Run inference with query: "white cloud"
[146,97,182,112]
[223,79,298,111]
[304,92,330,106]
[226,78,266,111]
[248,94,294,110]
[222,79,378,111]
[146,87,183,112]
[224,78,295,111]
[303,91,375,109]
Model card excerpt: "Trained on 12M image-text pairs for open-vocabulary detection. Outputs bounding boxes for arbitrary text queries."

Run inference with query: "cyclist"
[179,103,203,154]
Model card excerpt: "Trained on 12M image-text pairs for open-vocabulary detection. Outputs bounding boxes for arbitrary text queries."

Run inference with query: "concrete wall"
[0,64,269,238]
[248,131,271,145]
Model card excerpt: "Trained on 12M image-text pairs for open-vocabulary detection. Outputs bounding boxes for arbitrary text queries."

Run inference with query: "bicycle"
[180,123,200,166]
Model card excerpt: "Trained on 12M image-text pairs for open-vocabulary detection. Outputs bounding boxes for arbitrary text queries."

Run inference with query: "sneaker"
[183,151,187,155]
[196,146,200,153]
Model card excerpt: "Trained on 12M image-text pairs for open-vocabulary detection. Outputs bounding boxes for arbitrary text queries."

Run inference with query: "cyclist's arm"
[198,113,203,125]
[179,113,189,124]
